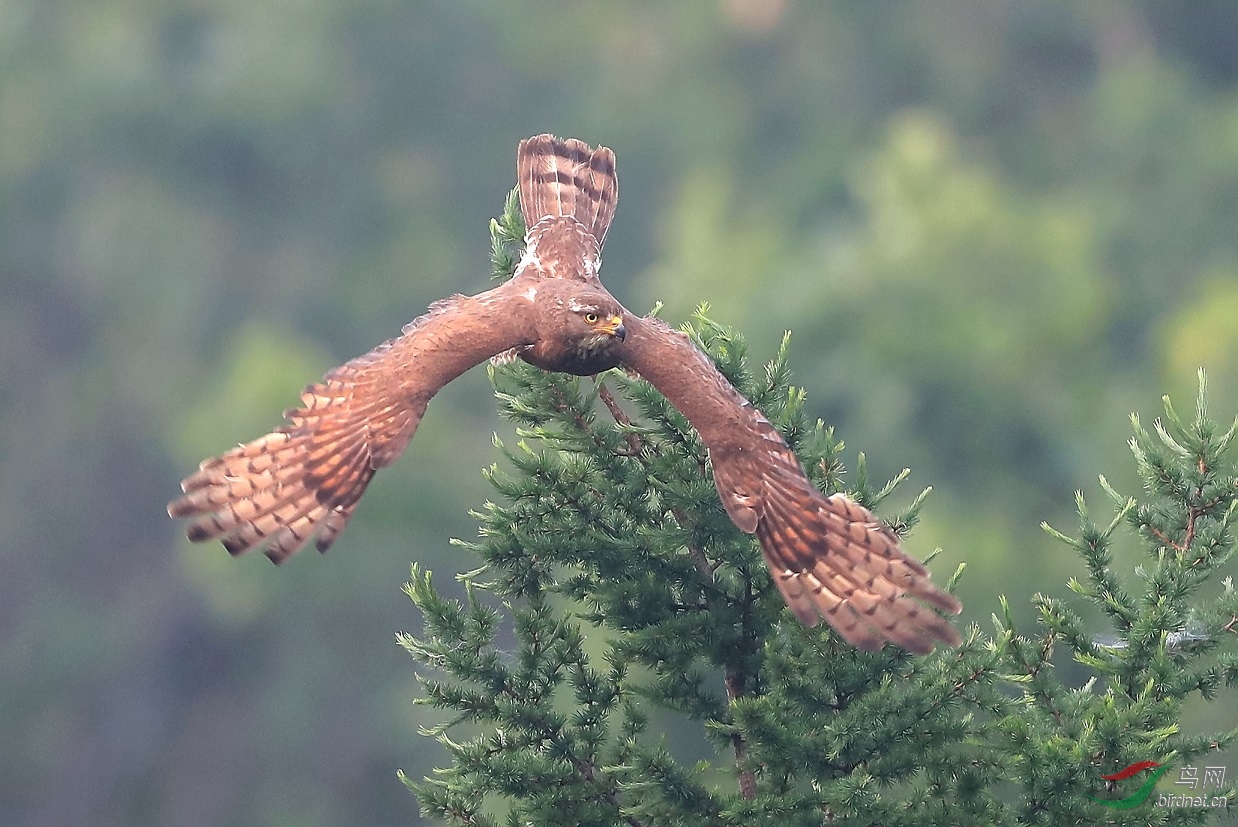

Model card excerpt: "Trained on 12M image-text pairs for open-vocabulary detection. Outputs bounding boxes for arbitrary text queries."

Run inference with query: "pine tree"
[994,372,1238,825]
[396,193,1238,825]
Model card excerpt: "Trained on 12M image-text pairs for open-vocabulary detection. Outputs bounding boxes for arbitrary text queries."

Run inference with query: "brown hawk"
[169,134,962,654]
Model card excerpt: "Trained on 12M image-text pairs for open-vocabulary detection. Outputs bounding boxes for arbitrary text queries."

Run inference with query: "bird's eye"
[583,312,599,324]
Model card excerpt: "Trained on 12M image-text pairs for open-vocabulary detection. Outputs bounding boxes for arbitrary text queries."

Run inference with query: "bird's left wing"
[168,283,537,563]
[618,314,962,654]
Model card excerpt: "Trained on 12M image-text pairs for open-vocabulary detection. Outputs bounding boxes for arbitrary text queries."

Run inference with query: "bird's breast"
[520,336,623,376]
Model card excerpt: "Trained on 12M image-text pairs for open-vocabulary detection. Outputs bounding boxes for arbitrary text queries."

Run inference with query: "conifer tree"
[992,372,1238,825]
[397,193,1238,825]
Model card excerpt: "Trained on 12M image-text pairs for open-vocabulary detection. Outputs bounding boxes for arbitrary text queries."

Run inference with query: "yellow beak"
[598,314,626,341]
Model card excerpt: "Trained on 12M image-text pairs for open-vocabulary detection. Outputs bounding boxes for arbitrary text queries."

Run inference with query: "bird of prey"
[169,134,962,654]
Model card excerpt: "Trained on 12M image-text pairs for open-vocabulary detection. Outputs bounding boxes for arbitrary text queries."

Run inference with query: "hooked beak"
[600,314,626,342]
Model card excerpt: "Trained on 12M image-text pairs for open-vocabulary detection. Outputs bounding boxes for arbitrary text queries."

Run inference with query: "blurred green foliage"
[2,2,1236,824]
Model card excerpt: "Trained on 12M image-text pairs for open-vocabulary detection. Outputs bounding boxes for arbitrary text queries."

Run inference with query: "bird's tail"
[516,134,618,247]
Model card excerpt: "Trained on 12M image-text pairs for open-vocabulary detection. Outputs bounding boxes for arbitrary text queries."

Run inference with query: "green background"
[3,1,1237,823]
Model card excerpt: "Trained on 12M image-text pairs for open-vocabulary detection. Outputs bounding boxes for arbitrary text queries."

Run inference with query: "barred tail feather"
[517,134,618,246]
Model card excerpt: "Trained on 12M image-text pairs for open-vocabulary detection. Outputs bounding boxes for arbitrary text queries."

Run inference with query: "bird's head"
[567,292,628,363]
[565,293,626,354]
[525,283,628,375]
[522,282,633,376]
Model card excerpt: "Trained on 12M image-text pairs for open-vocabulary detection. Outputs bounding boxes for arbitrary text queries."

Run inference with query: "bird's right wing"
[619,314,961,654]
[168,283,537,563]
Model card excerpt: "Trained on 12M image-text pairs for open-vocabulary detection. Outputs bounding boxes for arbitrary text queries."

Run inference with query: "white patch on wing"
[514,243,540,276]
[522,286,538,302]
[583,256,599,281]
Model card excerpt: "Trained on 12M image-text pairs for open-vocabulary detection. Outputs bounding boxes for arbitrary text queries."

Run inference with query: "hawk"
[169,134,962,654]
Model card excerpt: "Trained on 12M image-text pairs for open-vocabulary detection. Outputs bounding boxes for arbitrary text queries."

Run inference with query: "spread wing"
[619,315,962,654]
[168,284,537,563]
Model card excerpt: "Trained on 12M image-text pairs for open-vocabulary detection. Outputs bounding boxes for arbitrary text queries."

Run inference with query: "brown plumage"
[168,279,622,563]
[619,316,961,653]
[169,134,961,652]
[517,133,617,254]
